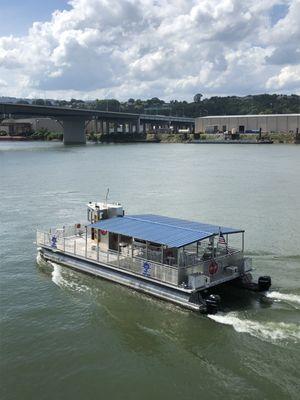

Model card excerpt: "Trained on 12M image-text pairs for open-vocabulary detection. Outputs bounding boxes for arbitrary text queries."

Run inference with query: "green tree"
[32,99,45,105]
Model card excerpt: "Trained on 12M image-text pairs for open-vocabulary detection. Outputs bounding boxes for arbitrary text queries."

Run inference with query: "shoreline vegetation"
[1,94,298,144]
[0,129,298,144]
[2,93,299,116]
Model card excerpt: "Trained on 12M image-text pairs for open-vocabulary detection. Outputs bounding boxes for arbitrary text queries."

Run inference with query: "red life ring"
[100,230,108,235]
[208,261,218,275]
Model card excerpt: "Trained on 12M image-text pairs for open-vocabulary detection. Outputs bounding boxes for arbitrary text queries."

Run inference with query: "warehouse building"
[0,118,63,135]
[195,114,300,134]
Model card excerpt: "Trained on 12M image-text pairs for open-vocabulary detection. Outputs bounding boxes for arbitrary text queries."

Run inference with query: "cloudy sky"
[0,0,299,100]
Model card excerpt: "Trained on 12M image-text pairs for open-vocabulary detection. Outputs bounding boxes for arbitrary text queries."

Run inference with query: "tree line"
[13,94,300,117]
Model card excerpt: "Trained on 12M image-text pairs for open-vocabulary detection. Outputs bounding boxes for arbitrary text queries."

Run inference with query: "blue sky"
[0,0,71,36]
[0,0,299,100]
[270,3,289,24]
[0,0,289,35]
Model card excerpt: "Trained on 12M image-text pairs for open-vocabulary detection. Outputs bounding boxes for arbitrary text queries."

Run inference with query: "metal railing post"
[74,240,76,255]
[117,234,120,267]
[63,237,65,252]
[177,248,181,285]
[85,227,87,258]
[131,238,134,269]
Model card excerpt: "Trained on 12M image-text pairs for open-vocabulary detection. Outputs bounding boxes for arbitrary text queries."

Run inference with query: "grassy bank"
[193,132,296,144]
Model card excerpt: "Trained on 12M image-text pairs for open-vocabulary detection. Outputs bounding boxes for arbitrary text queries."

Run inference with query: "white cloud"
[266,65,300,89]
[0,78,8,88]
[0,0,299,100]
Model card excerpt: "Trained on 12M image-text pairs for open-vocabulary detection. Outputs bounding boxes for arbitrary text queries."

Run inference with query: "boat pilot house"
[37,202,271,313]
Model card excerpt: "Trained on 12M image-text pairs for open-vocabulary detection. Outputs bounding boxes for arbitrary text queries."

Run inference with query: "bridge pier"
[114,122,118,134]
[62,117,86,144]
[106,121,110,135]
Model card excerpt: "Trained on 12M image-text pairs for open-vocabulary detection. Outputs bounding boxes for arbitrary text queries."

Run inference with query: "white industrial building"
[195,114,300,134]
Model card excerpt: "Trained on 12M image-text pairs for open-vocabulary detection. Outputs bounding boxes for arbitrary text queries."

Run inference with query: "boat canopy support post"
[97,229,99,261]
[117,234,120,266]
[242,232,244,252]
[177,247,183,285]
[85,226,87,258]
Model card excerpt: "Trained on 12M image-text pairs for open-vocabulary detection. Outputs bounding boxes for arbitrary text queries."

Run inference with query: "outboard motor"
[205,294,221,314]
[258,276,272,292]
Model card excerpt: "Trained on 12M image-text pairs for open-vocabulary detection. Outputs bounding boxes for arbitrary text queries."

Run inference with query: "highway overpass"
[0,103,195,144]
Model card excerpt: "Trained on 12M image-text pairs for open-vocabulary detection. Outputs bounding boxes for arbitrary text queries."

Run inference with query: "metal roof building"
[195,114,300,134]
[90,214,243,248]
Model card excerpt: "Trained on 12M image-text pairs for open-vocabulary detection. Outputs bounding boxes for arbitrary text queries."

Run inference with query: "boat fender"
[258,276,272,292]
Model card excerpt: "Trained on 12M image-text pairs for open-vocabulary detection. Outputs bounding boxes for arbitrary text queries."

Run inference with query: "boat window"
[109,232,118,251]
[134,238,146,244]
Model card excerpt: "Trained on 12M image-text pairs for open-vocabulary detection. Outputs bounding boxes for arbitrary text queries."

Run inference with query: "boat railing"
[46,224,86,238]
[181,250,243,285]
[129,255,178,286]
[36,230,179,286]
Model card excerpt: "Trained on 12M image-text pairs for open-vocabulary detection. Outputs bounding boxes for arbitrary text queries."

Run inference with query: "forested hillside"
[2,94,299,117]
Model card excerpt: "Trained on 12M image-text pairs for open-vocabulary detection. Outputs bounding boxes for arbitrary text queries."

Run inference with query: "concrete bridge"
[0,103,195,144]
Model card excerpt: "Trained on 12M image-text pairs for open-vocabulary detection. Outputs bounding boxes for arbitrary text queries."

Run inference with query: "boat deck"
[37,232,179,287]
[37,227,246,292]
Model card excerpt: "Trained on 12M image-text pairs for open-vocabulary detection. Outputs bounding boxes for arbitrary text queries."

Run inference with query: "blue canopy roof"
[89,214,243,248]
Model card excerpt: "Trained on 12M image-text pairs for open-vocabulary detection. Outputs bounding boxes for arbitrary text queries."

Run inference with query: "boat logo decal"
[51,235,57,248]
[142,262,151,276]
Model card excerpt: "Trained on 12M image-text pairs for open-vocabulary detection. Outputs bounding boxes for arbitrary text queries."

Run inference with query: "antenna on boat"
[105,188,110,205]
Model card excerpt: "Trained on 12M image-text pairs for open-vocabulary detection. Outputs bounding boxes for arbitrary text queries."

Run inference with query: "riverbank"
[189,132,297,144]
[0,131,298,144]
[189,139,274,144]
[0,136,28,141]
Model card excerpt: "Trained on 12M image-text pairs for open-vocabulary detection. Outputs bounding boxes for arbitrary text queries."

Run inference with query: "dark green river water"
[1,142,299,400]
